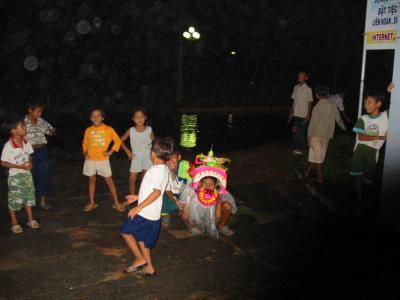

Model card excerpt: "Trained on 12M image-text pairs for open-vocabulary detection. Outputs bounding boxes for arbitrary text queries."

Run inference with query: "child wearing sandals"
[120,137,174,277]
[1,116,40,234]
[82,109,124,212]
[120,108,155,195]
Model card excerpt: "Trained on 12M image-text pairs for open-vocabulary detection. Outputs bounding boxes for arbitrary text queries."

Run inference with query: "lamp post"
[176,26,201,104]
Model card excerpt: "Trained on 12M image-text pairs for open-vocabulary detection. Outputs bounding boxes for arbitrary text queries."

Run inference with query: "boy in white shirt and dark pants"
[289,71,313,155]
[120,137,175,277]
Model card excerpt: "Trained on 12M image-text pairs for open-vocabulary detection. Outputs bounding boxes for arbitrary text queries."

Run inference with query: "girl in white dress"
[120,109,156,195]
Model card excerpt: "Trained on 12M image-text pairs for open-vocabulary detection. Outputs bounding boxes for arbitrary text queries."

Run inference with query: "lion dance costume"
[181,149,236,237]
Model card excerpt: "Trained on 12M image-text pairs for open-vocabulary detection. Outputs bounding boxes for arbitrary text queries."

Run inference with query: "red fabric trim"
[10,138,26,149]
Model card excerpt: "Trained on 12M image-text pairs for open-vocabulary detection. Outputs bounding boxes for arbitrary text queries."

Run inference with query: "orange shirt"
[82,124,121,161]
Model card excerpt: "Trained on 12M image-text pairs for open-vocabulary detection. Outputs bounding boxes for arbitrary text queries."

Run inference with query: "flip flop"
[218,226,235,237]
[83,203,98,212]
[26,219,40,229]
[11,224,23,234]
[124,263,147,274]
[112,203,125,212]
[136,270,156,278]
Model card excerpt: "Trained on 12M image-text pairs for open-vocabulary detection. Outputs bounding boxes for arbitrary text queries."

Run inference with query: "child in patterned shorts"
[1,116,40,234]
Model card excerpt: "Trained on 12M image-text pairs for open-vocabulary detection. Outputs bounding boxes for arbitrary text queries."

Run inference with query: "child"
[120,108,155,195]
[1,116,40,234]
[120,137,174,276]
[25,101,56,210]
[180,149,237,237]
[82,109,124,212]
[288,71,313,156]
[350,92,389,207]
[305,85,346,183]
[161,148,191,227]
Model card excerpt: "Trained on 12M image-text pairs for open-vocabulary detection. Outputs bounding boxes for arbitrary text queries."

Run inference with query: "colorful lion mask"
[192,149,231,198]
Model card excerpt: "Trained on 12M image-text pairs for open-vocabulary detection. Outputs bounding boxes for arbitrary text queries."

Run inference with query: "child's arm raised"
[128,189,161,219]
[120,129,135,159]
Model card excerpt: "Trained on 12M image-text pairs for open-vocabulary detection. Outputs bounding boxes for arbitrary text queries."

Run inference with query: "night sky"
[1,0,373,115]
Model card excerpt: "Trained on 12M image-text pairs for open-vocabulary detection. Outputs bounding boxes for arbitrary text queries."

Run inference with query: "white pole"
[358,34,367,118]
[358,0,370,118]
[379,21,400,230]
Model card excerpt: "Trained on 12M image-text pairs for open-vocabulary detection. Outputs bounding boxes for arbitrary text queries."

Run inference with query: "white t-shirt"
[138,164,171,221]
[1,139,34,176]
[353,111,389,151]
[291,83,313,118]
[328,94,345,112]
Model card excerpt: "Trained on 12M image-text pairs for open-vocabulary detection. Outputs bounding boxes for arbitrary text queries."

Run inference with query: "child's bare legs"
[121,233,146,267]
[305,163,314,178]
[316,163,323,183]
[139,242,155,274]
[219,202,233,229]
[25,205,34,222]
[129,172,138,195]
[305,163,323,183]
[9,208,18,226]
[88,175,96,206]
[104,176,121,206]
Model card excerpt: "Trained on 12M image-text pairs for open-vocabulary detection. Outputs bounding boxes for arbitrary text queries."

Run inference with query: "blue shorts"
[120,214,161,249]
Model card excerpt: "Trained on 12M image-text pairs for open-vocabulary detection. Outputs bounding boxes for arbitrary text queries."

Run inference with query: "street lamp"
[182,26,201,40]
[176,26,201,105]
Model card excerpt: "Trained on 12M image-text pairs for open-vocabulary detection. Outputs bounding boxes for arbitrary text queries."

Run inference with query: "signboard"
[365,0,400,49]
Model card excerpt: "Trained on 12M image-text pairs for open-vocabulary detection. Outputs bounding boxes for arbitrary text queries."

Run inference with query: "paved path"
[0,145,396,299]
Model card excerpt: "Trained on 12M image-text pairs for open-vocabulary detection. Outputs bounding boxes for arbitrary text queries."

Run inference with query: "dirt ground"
[0,141,398,299]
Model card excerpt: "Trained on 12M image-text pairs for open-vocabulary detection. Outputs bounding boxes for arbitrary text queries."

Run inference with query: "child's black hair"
[315,85,330,98]
[132,107,148,125]
[365,91,385,105]
[132,107,148,118]
[172,146,181,156]
[2,115,24,134]
[90,107,106,118]
[151,137,175,161]
[27,101,45,110]
[200,176,218,185]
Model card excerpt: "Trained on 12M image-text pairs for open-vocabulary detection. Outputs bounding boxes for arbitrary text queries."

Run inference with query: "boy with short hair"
[305,85,346,183]
[350,92,389,206]
[289,71,313,155]
[25,101,56,210]
[120,137,174,276]
[82,108,124,212]
[1,116,40,234]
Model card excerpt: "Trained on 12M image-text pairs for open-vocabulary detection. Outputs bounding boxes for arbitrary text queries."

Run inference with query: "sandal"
[112,203,125,212]
[136,269,156,277]
[218,226,234,237]
[27,219,40,229]
[40,201,52,210]
[124,263,147,274]
[11,224,23,234]
[189,227,203,236]
[83,203,98,212]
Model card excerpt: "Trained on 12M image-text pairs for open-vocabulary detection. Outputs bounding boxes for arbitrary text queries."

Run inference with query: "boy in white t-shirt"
[350,92,389,206]
[288,71,313,155]
[1,117,40,234]
[120,137,174,277]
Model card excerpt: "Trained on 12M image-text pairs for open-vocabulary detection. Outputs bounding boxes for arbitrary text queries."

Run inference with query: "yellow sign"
[367,29,397,44]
